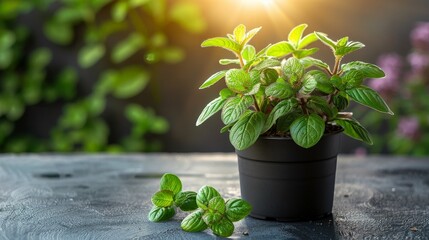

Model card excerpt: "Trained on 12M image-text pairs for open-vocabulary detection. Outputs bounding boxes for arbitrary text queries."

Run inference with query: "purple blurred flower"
[397,117,420,140]
[368,53,403,94]
[354,147,367,157]
[407,52,429,73]
[411,22,429,50]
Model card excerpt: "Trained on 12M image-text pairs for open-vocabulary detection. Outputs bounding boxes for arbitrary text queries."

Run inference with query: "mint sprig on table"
[148,173,252,238]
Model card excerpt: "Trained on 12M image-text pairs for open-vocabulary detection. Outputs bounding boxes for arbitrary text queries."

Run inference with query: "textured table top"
[0,154,428,239]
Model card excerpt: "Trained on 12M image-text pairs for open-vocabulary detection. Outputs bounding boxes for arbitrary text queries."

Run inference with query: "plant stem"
[238,54,245,68]
[300,97,308,115]
[332,56,342,75]
[252,95,261,112]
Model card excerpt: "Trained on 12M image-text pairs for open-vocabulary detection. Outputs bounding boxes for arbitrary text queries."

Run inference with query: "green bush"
[0,0,206,152]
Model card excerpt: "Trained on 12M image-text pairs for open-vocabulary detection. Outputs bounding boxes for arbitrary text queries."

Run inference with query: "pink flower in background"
[397,117,420,140]
[411,22,429,51]
[368,53,403,94]
[408,52,429,73]
[354,147,367,157]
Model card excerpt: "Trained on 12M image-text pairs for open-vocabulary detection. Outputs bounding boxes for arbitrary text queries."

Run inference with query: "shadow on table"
[239,214,338,239]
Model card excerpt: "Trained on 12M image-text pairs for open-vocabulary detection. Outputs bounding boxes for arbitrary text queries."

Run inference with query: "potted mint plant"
[196,24,393,220]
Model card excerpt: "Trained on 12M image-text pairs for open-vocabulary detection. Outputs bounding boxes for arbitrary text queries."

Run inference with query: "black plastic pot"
[236,130,342,221]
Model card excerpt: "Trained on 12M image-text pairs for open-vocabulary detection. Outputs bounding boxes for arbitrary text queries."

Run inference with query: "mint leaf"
[148,206,176,222]
[335,118,373,144]
[288,24,307,47]
[341,61,385,78]
[196,186,221,210]
[265,82,294,99]
[229,111,265,150]
[202,211,223,225]
[78,44,105,68]
[233,24,246,44]
[261,68,278,86]
[210,218,235,237]
[276,112,302,132]
[181,209,208,232]
[225,198,252,222]
[315,32,336,50]
[262,99,295,133]
[298,32,318,49]
[266,41,294,57]
[160,173,182,194]
[308,96,338,120]
[335,41,365,56]
[221,96,253,125]
[242,26,262,46]
[201,37,241,54]
[343,69,365,88]
[151,190,174,207]
[208,196,226,214]
[333,94,349,111]
[290,114,325,148]
[199,70,227,89]
[293,48,318,59]
[281,57,304,84]
[242,45,256,62]
[225,69,255,94]
[309,70,333,94]
[219,88,234,99]
[299,57,329,70]
[175,191,198,211]
[253,58,281,71]
[299,71,317,95]
[196,97,226,126]
[346,86,393,115]
[219,58,240,65]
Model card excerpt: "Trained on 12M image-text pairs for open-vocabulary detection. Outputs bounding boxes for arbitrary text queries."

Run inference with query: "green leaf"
[196,185,221,210]
[210,218,234,237]
[242,26,262,46]
[219,59,240,65]
[233,24,246,44]
[293,48,318,59]
[225,198,252,222]
[335,41,365,56]
[151,190,174,207]
[346,86,393,114]
[242,45,256,62]
[337,36,348,46]
[225,69,256,94]
[111,67,149,98]
[265,82,294,99]
[78,44,105,68]
[229,111,265,150]
[299,72,317,95]
[309,70,333,94]
[266,41,294,57]
[288,24,307,47]
[262,99,296,133]
[299,57,329,70]
[111,33,145,63]
[290,114,325,148]
[221,96,253,125]
[333,94,349,111]
[276,112,301,132]
[148,206,176,222]
[160,173,182,194]
[169,2,206,33]
[175,191,198,211]
[281,57,304,84]
[252,58,281,71]
[208,196,226,214]
[330,75,344,90]
[341,61,385,78]
[260,68,278,86]
[112,1,128,22]
[29,48,52,69]
[196,97,226,126]
[298,32,318,49]
[335,118,372,144]
[199,70,227,89]
[308,96,338,120]
[202,211,223,226]
[343,70,366,88]
[315,32,336,50]
[181,209,208,232]
[219,88,234,99]
[43,20,73,45]
[201,37,241,54]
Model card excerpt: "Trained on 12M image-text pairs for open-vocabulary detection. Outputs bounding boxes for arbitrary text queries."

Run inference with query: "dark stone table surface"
[0,154,428,239]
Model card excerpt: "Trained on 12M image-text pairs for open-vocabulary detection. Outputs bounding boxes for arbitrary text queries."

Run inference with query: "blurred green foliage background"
[0,0,205,152]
